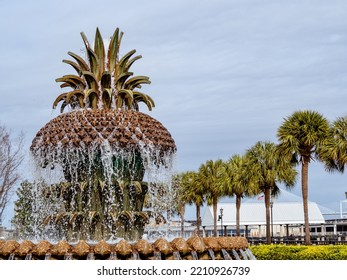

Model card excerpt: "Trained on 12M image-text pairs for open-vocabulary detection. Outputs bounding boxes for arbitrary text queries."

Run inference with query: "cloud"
[1,0,347,226]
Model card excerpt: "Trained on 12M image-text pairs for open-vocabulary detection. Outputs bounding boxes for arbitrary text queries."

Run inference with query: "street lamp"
[340,192,347,218]
[218,208,224,236]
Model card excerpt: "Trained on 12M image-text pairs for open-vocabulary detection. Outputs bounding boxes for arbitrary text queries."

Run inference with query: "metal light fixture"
[218,208,224,236]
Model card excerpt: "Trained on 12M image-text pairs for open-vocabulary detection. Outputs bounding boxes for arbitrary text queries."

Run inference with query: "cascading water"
[222,249,233,260]
[29,109,177,242]
[239,248,248,260]
[154,251,162,260]
[245,248,256,260]
[231,249,241,260]
[208,249,216,260]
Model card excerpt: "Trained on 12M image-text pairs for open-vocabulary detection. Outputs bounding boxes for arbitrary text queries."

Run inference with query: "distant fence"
[248,235,347,245]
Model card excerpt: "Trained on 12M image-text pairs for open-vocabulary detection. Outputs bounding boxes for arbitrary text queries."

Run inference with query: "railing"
[247,235,347,245]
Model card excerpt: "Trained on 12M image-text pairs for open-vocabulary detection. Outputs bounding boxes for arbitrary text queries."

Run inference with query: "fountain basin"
[0,237,255,260]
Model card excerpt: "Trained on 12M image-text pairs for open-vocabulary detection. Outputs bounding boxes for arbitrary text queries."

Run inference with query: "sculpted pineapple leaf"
[107,28,123,72]
[125,76,151,90]
[133,91,155,111]
[56,75,86,89]
[102,89,112,108]
[82,71,99,90]
[54,28,154,112]
[66,90,84,105]
[101,72,112,89]
[67,51,89,71]
[125,55,142,71]
[115,72,133,90]
[62,59,82,75]
[94,28,105,77]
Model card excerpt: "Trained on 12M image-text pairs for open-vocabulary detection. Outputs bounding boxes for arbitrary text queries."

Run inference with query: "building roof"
[201,189,325,226]
[243,188,305,204]
[202,202,325,227]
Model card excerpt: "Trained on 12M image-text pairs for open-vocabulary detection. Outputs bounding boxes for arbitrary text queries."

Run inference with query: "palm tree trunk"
[264,187,271,244]
[213,196,218,237]
[302,157,311,245]
[196,204,201,236]
[236,195,241,236]
[180,205,185,236]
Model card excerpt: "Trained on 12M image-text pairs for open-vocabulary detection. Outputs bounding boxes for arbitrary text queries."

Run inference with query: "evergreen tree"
[13,180,35,239]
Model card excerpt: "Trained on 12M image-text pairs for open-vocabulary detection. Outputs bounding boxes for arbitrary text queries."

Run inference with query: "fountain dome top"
[31,108,176,156]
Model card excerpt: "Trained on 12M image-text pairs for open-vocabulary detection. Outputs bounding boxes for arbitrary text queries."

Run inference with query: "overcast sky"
[1,0,347,226]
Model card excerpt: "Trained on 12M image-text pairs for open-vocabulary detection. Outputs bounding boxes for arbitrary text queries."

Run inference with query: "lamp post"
[340,192,347,218]
[218,208,224,236]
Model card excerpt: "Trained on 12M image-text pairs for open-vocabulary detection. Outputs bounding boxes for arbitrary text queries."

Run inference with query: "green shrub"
[250,245,347,260]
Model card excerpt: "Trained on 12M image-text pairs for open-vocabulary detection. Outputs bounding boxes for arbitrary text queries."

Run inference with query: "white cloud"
[1,0,347,226]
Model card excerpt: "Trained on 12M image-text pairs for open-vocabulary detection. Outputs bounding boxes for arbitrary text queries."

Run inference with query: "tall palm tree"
[277,110,330,245]
[171,173,187,235]
[246,141,297,244]
[198,159,226,237]
[321,115,347,172]
[223,154,260,236]
[181,171,205,235]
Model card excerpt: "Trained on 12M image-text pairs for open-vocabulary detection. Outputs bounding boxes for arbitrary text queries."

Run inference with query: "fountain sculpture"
[0,28,254,260]
[29,27,176,242]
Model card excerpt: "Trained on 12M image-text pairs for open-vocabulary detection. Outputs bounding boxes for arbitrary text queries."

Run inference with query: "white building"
[201,189,326,238]
[143,189,347,241]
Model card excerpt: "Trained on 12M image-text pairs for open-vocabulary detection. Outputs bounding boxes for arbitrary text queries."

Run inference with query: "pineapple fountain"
[0,28,254,260]
[30,27,176,242]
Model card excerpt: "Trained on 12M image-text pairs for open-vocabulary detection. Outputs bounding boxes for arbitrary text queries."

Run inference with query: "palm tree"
[181,171,205,235]
[277,110,330,245]
[172,172,190,236]
[224,154,260,236]
[198,159,226,237]
[246,141,297,244]
[321,115,347,172]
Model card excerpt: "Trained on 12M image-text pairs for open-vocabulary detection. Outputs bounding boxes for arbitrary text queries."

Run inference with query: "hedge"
[250,245,347,260]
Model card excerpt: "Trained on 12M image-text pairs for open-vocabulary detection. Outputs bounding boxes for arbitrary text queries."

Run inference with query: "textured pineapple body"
[32,109,175,155]
[30,109,176,241]
[31,109,175,180]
